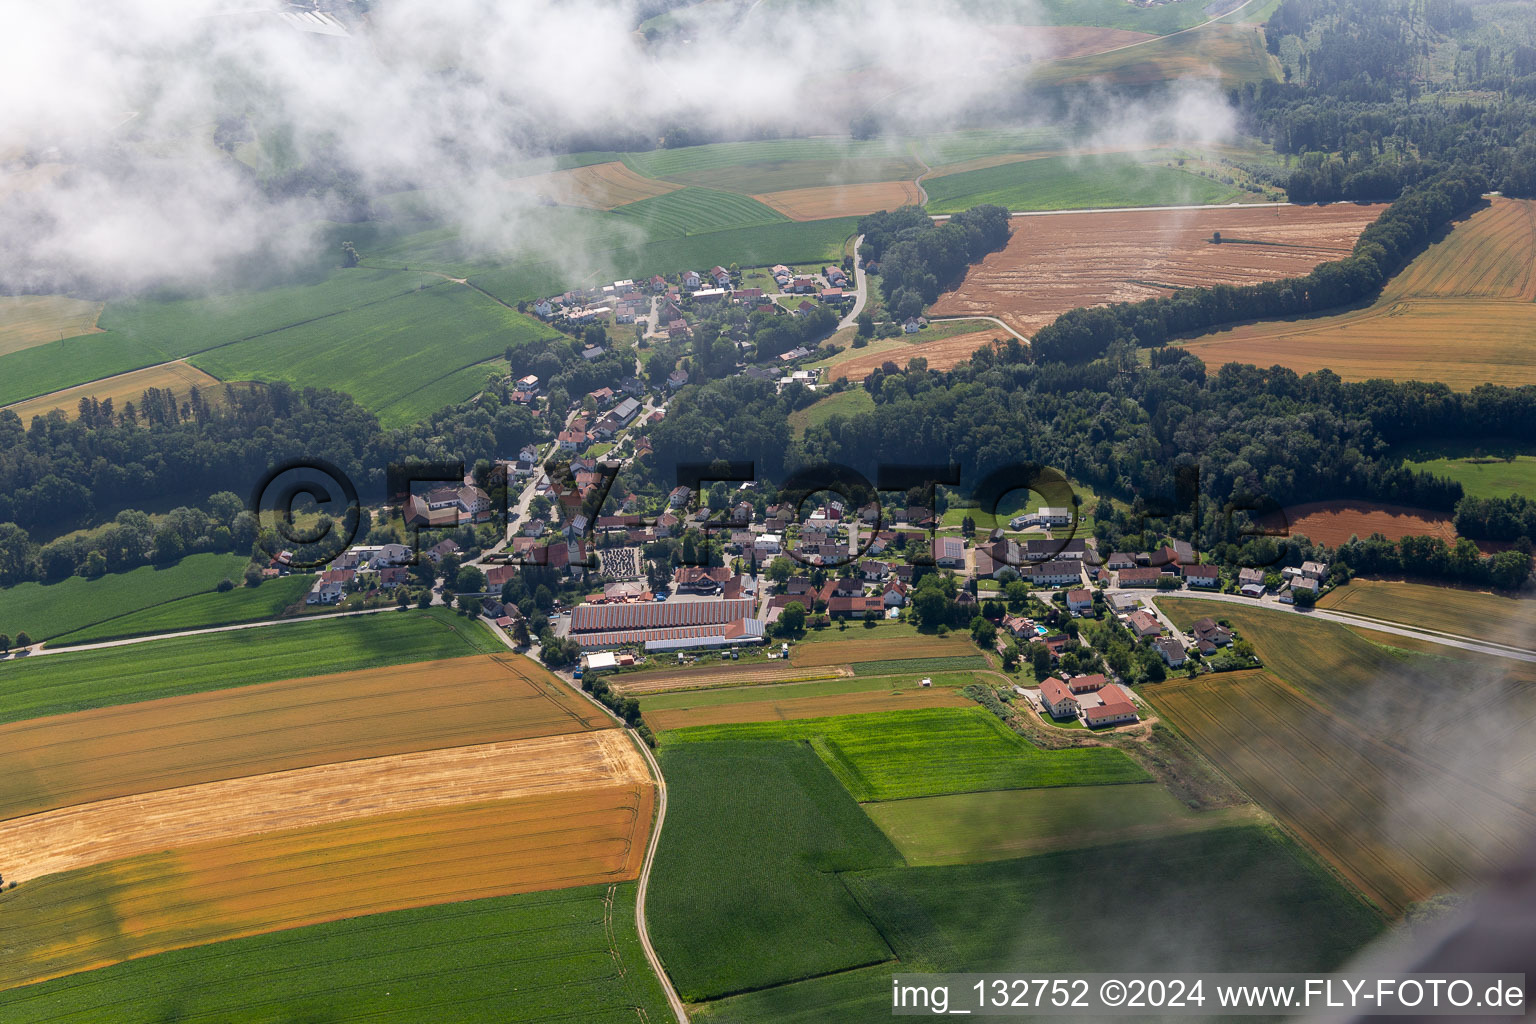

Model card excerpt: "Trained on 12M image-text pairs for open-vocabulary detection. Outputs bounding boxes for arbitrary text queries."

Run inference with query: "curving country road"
[927,314,1030,344]
[837,234,869,330]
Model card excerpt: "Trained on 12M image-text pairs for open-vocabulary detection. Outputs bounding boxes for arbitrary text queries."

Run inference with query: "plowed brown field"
[504,160,681,209]
[0,732,648,882]
[827,329,1009,380]
[928,203,1383,336]
[1263,501,1458,547]
[645,687,971,729]
[790,634,979,667]
[0,653,606,821]
[755,180,925,221]
[0,786,653,991]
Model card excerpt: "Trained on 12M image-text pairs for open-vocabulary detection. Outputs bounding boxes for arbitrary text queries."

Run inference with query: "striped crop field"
[0,782,653,993]
[1178,198,1536,388]
[610,187,788,235]
[788,633,981,668]
[0,653,608,821]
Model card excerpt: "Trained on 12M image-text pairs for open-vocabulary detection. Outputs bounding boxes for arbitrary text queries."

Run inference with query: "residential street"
[837,234,868,330]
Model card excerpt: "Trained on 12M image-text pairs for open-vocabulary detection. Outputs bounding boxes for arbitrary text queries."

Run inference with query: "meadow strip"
[644,687,971,730]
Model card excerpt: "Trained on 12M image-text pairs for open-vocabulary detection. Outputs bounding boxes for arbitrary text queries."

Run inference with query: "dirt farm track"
[929,203,1384,337]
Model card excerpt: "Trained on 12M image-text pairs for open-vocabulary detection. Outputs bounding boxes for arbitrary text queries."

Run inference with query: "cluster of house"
[303,542,416,604]
[1280,560,1328,599]
[557,394,644,453]
[1037,673,1141,728]
[1104,540,1215,589]
[531,262,856,340]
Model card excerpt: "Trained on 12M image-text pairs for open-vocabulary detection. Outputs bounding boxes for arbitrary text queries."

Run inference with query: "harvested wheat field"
[0,295,104,356]
[0,786,653,992]
[1262,501,1458,547]
[1177,199,1536,388]
[828,329,1010,380]
[755,180,925,221]
[1176,300,1536,388]
[1150,670,1528,915]
[645,687,972,730]
[928,203,1383,337]
[503,160,681,209]
[3,360,224,421]
[0,653,607,821]
[611,662,849,695]
[790,634,979,667]
[0,731,648,882]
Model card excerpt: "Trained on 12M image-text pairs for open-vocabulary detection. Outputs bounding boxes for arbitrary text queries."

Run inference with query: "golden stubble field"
[1177,198,1536,388]
[0,653,609,820]
[4,360,224,422]
[929,202,1383,337]
[0,652,660,991]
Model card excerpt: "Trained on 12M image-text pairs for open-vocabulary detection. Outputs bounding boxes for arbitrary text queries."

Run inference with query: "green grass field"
[0,270,443,407]
[0,883,670,1023]
[787,387,873,437]
[661,707,1148,800]
[1400,447,1536,499]
[924,154,1241,214]
[51,574,315,645]
[188,283,555,426]
[0,553,249,642]
[865,784,1260,866]
[621,138,924,193]
[611,186,787,235]
[690,826,1381,1022]
[649,740,903,1001]
[0,608,497,725]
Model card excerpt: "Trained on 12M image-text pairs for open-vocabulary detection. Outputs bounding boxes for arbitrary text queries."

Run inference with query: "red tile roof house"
[1126,610,1164,638]
[1039,678,1080,720]
[1067,673,1107,694]
[828,594,885,618]
[1083,685,1140,727]
[1116,567,1163,587]
[1066,588,1093,614]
